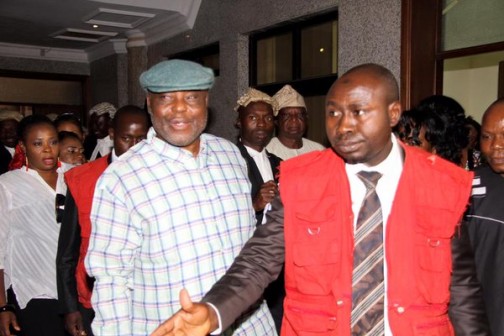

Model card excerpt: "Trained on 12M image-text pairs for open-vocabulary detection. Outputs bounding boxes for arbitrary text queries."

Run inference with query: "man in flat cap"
[0,110,23,175]
[85,60,276,336]
[83,102,116,161]
[234,88,284,333]
[266,84,324,160]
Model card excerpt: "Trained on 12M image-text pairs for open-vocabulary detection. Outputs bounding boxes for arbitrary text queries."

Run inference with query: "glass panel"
[256,33,292,84]
[443,50,504,122]
[301,20,338,78]
[304,95,328,146]
[441,0,504,51]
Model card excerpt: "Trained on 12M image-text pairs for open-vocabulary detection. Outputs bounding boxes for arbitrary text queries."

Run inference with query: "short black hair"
[112,105,151,129]
[54,113,83,134]
[58,130,81,143]
[18,114,55,143]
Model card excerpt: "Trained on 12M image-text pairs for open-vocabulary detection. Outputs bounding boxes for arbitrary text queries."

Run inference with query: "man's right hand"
[253,180,278,212]
[64,311,86,336]
[0,311,20,336]
[150,289,218,336]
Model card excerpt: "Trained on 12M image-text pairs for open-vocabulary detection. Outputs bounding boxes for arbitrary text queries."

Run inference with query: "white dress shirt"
[245,145,274,224]
[345,134,403,336]
[90,135,113,161]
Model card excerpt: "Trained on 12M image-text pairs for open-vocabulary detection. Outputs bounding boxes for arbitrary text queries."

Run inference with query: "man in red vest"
[56,105,150,336]
[151,64,490,336]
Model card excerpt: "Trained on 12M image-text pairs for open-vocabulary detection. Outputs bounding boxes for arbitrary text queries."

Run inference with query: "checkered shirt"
[85,129,276,335]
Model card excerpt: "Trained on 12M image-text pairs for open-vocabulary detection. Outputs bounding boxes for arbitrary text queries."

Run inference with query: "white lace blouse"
[0,167,66,308]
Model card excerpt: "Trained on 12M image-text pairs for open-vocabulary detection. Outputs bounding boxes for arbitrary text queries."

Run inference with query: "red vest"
[64,155,109,308]
[279,144,473,335]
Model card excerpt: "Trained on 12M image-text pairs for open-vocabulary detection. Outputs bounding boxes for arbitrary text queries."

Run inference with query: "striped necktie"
[351,171,384,336]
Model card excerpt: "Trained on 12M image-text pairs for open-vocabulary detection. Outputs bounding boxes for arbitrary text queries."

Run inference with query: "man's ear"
[388,101,402,128]
[109,128,114,141]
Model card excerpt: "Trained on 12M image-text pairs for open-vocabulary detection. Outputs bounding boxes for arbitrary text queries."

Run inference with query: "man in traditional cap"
[234,87,284,333]
[83,102,116,161]
[84,60,276,336]
[0,110,23,175]
[266,84,324,160]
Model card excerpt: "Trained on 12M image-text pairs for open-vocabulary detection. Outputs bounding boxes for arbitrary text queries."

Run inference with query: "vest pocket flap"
[295,198,336,223]
[284,297,338,333]
[293,241,340,266]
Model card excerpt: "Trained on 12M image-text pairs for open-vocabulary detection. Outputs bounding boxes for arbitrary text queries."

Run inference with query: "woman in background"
[58,131,86,171]
[0,114,67,336]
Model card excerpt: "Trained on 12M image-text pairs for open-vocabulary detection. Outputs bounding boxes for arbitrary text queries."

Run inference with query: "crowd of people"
[0,59,503,336]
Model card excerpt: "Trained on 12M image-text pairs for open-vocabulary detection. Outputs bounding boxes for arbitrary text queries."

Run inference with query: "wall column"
[126,30,148,108]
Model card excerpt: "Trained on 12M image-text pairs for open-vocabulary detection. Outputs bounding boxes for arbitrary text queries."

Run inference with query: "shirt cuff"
[206,302,223,335]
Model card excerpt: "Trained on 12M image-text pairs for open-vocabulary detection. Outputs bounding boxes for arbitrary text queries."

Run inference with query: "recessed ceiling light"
[319,47,325,53]
[93,24,99,29]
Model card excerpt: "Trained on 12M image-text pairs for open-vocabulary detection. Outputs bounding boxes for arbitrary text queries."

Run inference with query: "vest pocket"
[415,233,452,304]
[284,296,338,334]
[415,205,456,304]
[292,197,341,295]
[292,241,341,295]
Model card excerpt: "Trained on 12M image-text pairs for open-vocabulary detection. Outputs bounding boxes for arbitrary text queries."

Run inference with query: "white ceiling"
[0,0,202,63]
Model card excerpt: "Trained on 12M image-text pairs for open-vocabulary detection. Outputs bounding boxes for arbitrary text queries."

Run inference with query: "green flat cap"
[140,59,215,93]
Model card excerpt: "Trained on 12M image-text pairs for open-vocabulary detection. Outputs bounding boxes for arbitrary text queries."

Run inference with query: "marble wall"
[145,0,401,141]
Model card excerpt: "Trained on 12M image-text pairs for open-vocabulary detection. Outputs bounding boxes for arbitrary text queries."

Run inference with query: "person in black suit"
[0,111,23,175]
[234,87,283,334]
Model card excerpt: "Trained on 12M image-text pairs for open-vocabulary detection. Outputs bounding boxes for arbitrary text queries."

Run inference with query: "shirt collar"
[244,144,267,159]
[147,127,207,163]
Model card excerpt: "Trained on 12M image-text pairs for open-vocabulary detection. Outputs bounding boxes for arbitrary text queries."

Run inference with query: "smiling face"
[21,123,59,173]
[237,101,275,152]
[481,101,504,177]
[325,70,401,166]
[147,90,208,156]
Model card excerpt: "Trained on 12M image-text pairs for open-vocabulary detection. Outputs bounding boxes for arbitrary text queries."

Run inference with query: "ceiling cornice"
[0,42,89,63]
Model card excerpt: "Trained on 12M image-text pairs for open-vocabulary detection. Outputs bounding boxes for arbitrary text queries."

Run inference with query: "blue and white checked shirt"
[85,129,276,335]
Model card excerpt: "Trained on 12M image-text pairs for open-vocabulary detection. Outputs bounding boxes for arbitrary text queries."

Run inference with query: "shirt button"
[397,306,405,314]
[336,300,344,306]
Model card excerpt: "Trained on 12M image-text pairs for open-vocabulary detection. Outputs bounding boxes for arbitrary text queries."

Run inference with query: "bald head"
[480,98,504,177]
[338,63,399,104]
[482,98,504,123]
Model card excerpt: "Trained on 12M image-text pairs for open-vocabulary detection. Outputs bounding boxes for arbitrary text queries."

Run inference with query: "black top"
[466,164,504,335]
